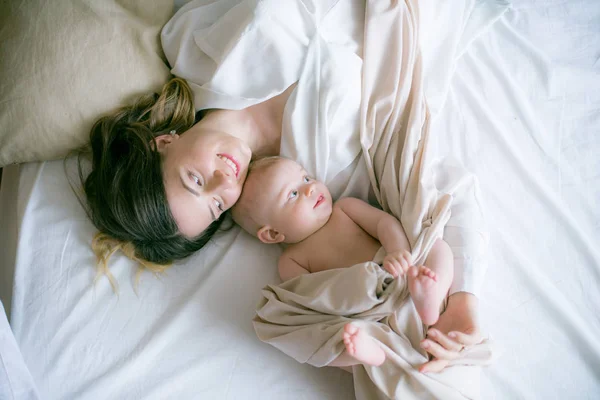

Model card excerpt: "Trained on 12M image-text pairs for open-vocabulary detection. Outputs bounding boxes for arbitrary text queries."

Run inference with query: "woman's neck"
[200,83,297,159]
[200,108,268,154]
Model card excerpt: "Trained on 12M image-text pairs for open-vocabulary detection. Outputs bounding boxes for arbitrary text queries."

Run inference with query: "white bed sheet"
[433,2,600,398]
[1,0,599,399]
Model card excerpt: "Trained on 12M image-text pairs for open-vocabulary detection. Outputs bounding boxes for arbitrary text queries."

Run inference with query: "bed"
[0,0,599,399]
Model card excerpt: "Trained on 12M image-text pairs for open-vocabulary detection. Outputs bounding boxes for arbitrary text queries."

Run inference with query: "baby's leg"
[329,323,385,368]
[408,239,454,325]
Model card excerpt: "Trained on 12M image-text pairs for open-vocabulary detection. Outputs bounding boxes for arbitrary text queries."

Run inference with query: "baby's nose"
[303,184,314,197]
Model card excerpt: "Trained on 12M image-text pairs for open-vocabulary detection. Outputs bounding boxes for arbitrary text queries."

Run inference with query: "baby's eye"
[289,190,298,199]
[303,176,310,183]
[214,198,224,212]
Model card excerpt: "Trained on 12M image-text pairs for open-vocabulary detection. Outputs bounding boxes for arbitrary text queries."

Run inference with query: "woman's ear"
[257,226,285,244]
[152,133,178,152]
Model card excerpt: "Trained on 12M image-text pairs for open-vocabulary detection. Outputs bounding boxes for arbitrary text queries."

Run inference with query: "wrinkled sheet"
[0,0,599,399]
[0,301,39,400]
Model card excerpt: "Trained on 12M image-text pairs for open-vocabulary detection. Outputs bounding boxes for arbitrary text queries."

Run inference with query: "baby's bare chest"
[293,208,381,273]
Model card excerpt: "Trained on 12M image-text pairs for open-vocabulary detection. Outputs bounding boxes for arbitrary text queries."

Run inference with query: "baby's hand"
[382,250,412,278]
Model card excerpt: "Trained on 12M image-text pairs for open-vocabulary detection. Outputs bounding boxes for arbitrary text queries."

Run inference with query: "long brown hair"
[75,78,227,290]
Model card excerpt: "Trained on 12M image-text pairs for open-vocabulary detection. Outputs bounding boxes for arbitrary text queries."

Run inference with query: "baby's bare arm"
[336,197,410,253]
[278,255,310,282]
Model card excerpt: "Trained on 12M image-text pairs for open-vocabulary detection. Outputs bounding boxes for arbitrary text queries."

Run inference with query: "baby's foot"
[407,266,445,325]
[343,323,386,367]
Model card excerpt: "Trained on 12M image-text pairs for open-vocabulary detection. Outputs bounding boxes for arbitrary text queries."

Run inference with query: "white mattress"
[1,0,599,399]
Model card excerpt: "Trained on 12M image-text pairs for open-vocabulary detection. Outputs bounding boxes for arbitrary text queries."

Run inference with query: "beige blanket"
[255,1,493,399]
[254,264,493,399]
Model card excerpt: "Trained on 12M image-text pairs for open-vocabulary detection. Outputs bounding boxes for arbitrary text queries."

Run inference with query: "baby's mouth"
[314,194,325,209]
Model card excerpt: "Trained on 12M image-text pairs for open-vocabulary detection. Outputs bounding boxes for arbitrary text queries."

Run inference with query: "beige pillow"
[0,0,174,166]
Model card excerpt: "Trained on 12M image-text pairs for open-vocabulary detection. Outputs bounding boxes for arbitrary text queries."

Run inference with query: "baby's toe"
[345,323,358,335]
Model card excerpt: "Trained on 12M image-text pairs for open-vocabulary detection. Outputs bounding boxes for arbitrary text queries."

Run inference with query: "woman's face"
[157,127,252,238]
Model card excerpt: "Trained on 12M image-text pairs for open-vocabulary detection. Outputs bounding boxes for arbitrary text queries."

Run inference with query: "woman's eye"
[190,173,202,186]
[303,176,310,183]
[289,190,298,199]
[214,199,224,212]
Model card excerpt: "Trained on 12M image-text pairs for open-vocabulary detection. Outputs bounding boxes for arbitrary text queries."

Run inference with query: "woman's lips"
[314,194,325,208]
[217,153,240,178]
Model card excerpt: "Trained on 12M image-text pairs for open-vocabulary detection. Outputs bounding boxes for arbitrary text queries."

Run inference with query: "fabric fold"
[254,264,494,399]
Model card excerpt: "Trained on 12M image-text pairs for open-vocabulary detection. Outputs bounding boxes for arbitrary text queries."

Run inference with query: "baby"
[232,157,453,368]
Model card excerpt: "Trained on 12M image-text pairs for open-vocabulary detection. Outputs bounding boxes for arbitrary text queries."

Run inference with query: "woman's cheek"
[226,184,244,211]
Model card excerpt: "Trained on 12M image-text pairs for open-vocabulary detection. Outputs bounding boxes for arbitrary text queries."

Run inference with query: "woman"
[82,0,483,373]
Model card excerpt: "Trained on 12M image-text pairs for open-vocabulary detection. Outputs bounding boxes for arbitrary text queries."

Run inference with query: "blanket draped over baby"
[253,1,494,399]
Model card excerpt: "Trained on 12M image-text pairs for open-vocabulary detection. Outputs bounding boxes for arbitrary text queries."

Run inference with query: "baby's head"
[232,157,333,244]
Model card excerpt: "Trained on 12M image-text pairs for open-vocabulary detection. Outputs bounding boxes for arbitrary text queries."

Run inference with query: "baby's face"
[253,158,333,243]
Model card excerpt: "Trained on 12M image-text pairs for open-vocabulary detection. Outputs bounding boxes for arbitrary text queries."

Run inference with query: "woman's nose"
[207,168,235,192]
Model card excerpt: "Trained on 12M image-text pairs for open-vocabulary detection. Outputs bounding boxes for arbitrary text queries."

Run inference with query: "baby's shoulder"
[332,197,368,217]
[332,198,350,212]
[334,196,366,209]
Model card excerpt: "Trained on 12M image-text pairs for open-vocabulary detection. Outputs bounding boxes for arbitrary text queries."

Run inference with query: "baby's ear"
[257,226,285,244]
